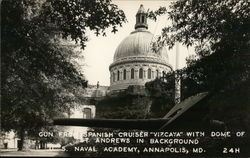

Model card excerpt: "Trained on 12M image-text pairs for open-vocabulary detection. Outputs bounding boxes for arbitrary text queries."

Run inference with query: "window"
[142,16,145,23]
[117,70,120,81]
[123,69,126,80]
[156,70,159,78]
[162,71,165,77]
[139,68,143,79]
[131,68,134,79]
[113,72,115,82]
[148,68,151,79]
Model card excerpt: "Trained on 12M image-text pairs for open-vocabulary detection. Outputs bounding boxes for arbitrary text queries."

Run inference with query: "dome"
[113,29,168,64]
[109,4,172,92]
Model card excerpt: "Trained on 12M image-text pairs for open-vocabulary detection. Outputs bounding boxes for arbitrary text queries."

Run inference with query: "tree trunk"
[18,129,24,151]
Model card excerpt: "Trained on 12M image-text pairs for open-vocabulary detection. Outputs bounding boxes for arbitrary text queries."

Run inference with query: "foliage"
[145,76,175,117]
[96,94,150,119]
[147,1,250,143]
[1,0,126,150]
[42,0,126,49]
[150,0,249,49]
[149,0,250,95]
[145,76,175,98]
[145,7,250,154]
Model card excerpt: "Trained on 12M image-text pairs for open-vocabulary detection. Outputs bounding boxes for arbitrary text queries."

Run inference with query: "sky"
[80,0,195,86]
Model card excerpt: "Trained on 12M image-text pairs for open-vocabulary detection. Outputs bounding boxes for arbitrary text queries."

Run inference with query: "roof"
[113,29,169,63]
[137,4,146,14]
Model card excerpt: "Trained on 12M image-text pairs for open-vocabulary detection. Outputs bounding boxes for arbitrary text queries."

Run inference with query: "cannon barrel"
[53,118,170,130]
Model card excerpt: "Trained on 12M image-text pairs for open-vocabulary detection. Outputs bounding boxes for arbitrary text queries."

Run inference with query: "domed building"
[109,5,172,91]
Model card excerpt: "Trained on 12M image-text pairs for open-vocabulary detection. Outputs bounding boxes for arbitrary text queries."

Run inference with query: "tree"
[146,2,250,154]
[145,75,175,117]
[1,0,126,150]
[149,0,250,95]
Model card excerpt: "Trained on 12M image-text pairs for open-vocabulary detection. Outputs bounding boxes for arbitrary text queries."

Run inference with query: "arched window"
[156,70,159,78]
[123,69,126,80]
[139,68,143,79]
[148,68,151,79]
[162,71,165,77]
[117,70,120,81]
[131,68,134,79]
[113,72,115,82]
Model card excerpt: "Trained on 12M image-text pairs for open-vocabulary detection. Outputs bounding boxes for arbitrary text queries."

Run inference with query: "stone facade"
[82,84,109,98]
[110,60,171,91]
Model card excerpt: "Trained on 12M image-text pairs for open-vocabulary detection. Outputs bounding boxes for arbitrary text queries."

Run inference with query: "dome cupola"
[135,4,148,30]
